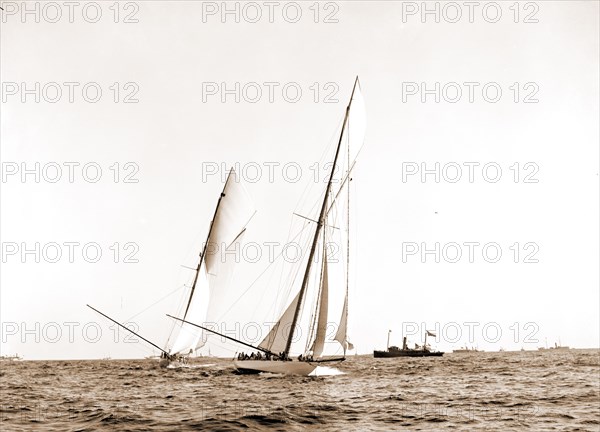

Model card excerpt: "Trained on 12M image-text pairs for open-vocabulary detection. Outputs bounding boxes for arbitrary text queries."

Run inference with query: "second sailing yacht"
[88,169,254,365]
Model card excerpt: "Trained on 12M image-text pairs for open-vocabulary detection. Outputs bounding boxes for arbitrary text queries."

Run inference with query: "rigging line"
[325,143,365,216]
[284,77,360,356]
[350,173,358,325]
[250,223,304,322]
[305,235,324,348]
[211,222,311,324]
[183,169,234,320]
[225,209,258,250]
[306,229,328,354]
[163,218,214,346]
[169,169,241,348]
[292,112,346,214]
[268,185,318,315]
[275,213,298,311]
[294,182,327,232]
[278,217,314,304]
[267,252,294,321]
[273,199,309,314]
[254,222,311,331]
[272,222,312,327]
[344,114,352,350]
[166,286,190,349]
[292,116,346,221]
[116,216,213,325]
[166,315,281,358]
[250,255,280,319]
[87,305,169,355]
[123,284,186,323]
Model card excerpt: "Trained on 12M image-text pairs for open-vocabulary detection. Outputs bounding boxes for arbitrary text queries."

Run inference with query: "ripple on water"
[0,351,598,431]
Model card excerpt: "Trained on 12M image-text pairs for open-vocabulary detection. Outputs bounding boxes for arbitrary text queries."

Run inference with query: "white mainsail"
[170,267,210,355]
[170,170,255,355]
[203,172,255,332]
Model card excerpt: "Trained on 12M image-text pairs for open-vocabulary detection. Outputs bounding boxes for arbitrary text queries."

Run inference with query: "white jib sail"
[258,291,300,354]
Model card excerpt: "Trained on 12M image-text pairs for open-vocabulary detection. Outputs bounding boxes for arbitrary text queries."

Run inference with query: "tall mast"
[344,99,351,353]
[283,77,359,356]
[183,170,234,319]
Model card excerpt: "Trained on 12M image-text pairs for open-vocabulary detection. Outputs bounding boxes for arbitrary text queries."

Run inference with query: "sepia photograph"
[1,1,599,430]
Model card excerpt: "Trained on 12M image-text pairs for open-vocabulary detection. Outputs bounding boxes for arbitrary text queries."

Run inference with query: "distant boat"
[0,354,22,361]
[539,340,570,351]
[453,346,482,353]
[374,330,444,358]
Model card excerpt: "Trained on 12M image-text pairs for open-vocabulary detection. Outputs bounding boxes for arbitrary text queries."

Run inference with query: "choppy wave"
[1,350,599,431]
[310,366,345,376]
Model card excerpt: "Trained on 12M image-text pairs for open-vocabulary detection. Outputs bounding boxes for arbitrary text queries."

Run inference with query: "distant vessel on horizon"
[453,346,482,353]
[0,354,22,361]
[538,339,570,351]
[374,330,444,358]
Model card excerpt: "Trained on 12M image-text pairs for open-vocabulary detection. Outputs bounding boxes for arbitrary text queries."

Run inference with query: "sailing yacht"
[88,169,254,365]
[165,169,255,361]
[171,77,366,375]
[233,78,364,375]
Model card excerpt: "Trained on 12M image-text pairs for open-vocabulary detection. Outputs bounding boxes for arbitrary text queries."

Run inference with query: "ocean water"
[1,350,599,431]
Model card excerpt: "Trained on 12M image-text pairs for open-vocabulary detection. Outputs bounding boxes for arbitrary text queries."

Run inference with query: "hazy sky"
[1,1,598,359]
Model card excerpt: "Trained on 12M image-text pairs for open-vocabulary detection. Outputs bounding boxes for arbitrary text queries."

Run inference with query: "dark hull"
[374,350,444,358]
